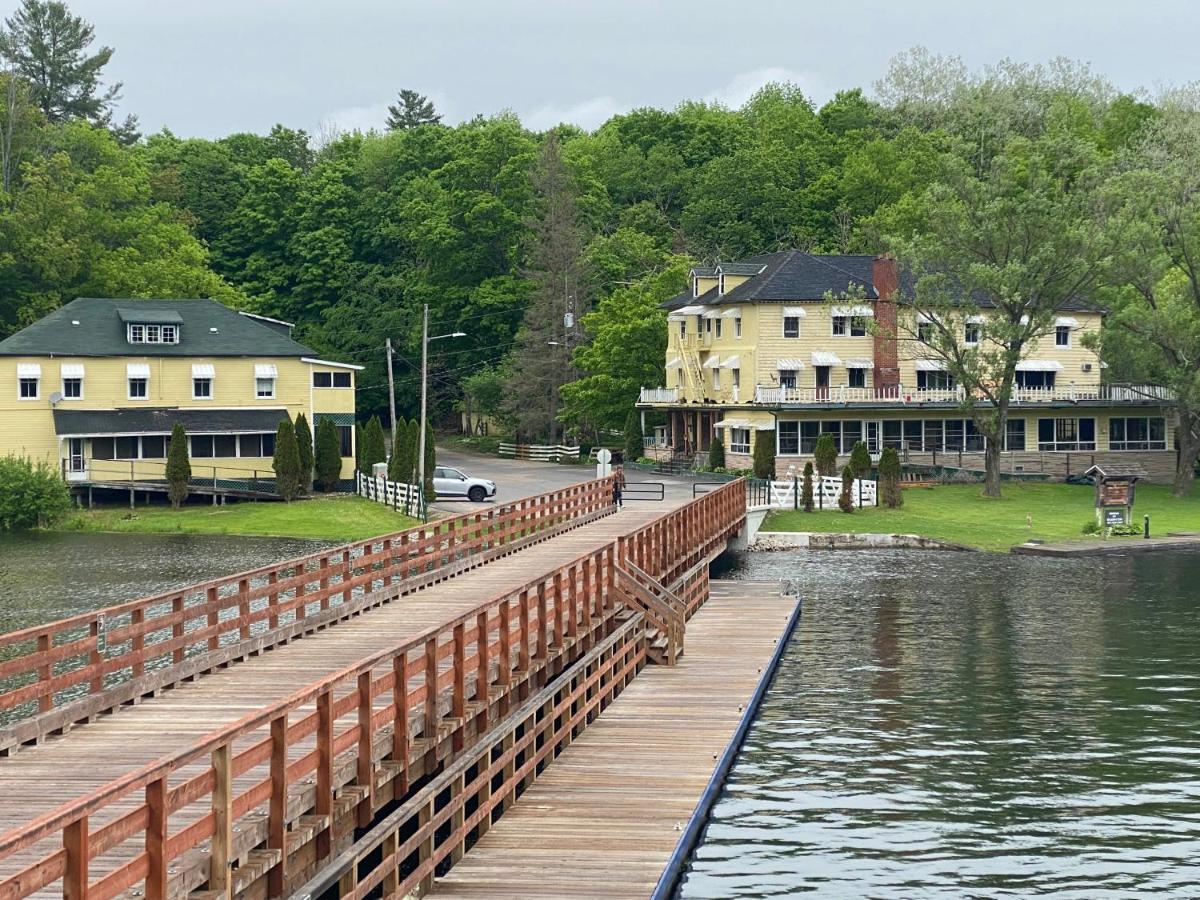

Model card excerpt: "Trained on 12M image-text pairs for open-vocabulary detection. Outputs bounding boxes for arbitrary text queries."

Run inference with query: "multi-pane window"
[729,428,750,455]
[128,377,148,399]
[1005,418,1026,451]
[848,368,866,389]
[731,368,740,392]
[1109,417,1166,451]
[917,321,933,343]
[783,316,801,338]
[193,377,213,399]
[916,370,955,390]
[778,369,798,389]
[141,436,167,459]
[1055,326,1070,347]
[711,368,721,391]
[734,317,742,339]
[1016,370,1055,389]
[1037,417,1096,451]
[778,421,800,455]
[679,320,686,339]
[127,324,179,344]
[63,378,82,399]
[715,319,722,339]
[18,377,38,399]
[832,315,868,337]
[256,377,276,398]
[964,322,980,344]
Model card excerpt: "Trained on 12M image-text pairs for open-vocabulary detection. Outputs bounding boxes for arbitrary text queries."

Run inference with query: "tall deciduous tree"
[165,423,190,509]
[507,130,589,442]
[385,89,441,130]
[294,413,313,494]
[273,418,300,502]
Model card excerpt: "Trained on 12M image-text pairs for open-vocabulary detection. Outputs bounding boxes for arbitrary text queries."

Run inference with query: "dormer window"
[127,323,179,344]
[120,308,183,345]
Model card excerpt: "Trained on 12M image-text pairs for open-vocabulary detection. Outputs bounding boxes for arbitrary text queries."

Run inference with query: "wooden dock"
[427,580,796,900]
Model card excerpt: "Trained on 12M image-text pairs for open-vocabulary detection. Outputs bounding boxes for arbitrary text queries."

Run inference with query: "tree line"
[3,3,1200,494]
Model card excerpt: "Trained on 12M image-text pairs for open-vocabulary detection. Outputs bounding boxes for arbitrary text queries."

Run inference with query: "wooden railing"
[613,565,683,665]
[0,540,628,900]
[292,614,648,900]
[0,478,615,748]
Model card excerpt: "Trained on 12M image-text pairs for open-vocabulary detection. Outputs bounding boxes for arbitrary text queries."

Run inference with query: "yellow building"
[638,251,1177,481]
[0,298,362,488]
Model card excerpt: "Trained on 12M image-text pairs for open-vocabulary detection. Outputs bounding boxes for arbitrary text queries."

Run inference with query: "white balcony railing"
[639,387,679,404]
[754,382,1174,406]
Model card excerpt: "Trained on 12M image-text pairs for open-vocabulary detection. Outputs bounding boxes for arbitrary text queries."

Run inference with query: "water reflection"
[681,549,1200,898]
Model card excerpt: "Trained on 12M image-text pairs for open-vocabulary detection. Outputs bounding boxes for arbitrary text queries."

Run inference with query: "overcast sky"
[61,0,1198,139]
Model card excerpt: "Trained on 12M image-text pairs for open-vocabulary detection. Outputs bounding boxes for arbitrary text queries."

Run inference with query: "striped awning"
[914,359,947,371]
[722,308,742,318]
[701,308,724,319]
[776,358,806,370]
[831,305,873,317]
[714,418,773,430]
[16,362,41,377]
[191,363,215,378]
[665,356,683,369]
[703,355,722,369]
[720,355,741,369]
[811,351,841,367]
[667,305,708,321]
[1016,359,1063,372]
[60,363,85,378]
[126,363,151,378]
[845,358,874,369]
[781,306,807,318]
[966,314,986,324]
[1055,317,1079,328]
[254,364,278,378]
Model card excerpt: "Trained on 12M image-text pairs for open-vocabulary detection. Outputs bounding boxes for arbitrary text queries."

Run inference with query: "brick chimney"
[872,254,900,392]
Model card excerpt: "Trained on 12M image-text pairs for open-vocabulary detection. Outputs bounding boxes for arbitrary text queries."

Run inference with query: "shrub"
[166,423,191,509]
[838,465,855,513]
[708,434,725,469]
[1081,519,1102,535]
[273,418,301,501]
[0,456,71,530]
[362,416,387,470]
[389,419,411,483]
[294,413,314,495]
[623,410,643,463]
[879,447,903,509]
[314,419,342,491]
[422,418,437,499]
[752,429,776,480]
[802,461,814,513]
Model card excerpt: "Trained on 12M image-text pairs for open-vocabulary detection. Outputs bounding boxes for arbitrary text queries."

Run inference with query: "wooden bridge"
[0,475,795,900]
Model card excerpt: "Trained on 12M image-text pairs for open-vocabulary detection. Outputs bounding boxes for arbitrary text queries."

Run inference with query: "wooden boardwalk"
[0,499,692,889]
[428,580,795,899]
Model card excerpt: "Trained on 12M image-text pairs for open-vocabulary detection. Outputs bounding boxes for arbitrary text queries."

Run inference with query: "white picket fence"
[498,442,581,462]
[765,475,878,509]
[357,471,422,514]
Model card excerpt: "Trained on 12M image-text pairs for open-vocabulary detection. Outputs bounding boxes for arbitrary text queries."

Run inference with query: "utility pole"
[385,338,397,456]
[417,305,430,521]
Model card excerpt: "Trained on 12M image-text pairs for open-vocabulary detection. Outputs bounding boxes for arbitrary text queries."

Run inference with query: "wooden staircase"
[613,563,687,666]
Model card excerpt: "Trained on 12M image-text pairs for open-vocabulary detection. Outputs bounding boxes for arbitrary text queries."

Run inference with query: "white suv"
[432,466,497,502]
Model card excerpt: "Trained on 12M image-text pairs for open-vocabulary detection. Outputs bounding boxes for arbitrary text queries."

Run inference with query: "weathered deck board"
[429,580,793,900]
[0,500,690,887]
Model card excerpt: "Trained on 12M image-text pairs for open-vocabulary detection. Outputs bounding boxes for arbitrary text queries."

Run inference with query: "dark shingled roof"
[53,407,292,436]
[0,298,316,358]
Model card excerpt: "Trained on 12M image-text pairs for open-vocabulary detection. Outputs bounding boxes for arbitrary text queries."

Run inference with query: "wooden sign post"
[1086,464,1146,531]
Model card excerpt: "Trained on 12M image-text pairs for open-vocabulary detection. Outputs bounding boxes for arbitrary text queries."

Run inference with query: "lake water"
[0,531,331,634]
[683,549,1200,898]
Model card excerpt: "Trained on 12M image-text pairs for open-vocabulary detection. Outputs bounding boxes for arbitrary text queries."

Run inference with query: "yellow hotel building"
[638,251,1178,481]
[0,297,361,488]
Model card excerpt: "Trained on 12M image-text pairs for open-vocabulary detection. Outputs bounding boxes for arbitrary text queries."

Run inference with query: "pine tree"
[752,429,776,480]
[879,447,904,509]
[850,440,872,508]
[273,418,300,502]
[165,423,190,510]
[294,413,313,495]
[388,419,409,482]
[708,433,725,469]
[385,89,441,130]
[422,418,436,500]
[363,416,387,470]
[802,461,814,513]
[623,409,643,463]
[355,422,365,471]
[814,433,838,510]
[838,465,855,513]
[314,418,342,492]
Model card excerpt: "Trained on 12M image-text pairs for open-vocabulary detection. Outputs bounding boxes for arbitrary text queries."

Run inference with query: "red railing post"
[145,777,168,900]
[63,816,89,900]
[268,714,288,897]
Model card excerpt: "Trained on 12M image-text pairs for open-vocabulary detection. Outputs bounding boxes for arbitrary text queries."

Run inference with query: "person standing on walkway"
[613,465,626,508]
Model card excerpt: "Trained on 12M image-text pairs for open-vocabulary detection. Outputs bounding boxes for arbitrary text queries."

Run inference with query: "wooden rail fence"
[0,478,615,751]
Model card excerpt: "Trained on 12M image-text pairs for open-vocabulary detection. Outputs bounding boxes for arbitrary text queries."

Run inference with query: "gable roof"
[0,298,317,358]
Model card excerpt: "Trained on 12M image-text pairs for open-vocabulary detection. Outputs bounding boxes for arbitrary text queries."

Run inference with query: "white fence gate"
[357,471,422,515]
[765,475,877,509]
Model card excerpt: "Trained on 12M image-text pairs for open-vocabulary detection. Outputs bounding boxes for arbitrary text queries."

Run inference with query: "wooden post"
[452,623,466,753]
[238,578,251,640]
[63,816,89,900]
[382,830,400,896]
[316,690,334,861]
[90,618,104,694]
[536,582,549,661]
[356,671,375,827]
[551,573,564,651]
[145,777,168,900]
[392,654,410,794]
[206,586,220,651]
[268,715,288,897]
[450,773,466,864]
[36,633,51,713]
[210,743,233,899]
[417,800,434,894]
[424,637,440,741]
[267,571,279,630]
[170,597,185,665]
[476,609,490,731]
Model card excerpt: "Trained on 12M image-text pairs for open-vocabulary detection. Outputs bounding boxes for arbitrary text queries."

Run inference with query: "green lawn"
[56,495,420,543]
[763,482,1200,552]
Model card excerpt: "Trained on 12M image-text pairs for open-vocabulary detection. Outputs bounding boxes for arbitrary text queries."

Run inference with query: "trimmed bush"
[838,464,855,513]
[879,447,903,508]
[363,416,387,470]
[0,456,71,530]
[294,413,314,495]
[389,419,411,483]
[166,423,191,509]
[422,418,436,500]
[752,429,776,480]
[850,440,871,508]
[314,418,342,492]
[623,410,643,463]
[802,461,814,513]
[708,433,725,469]
[273,418,301,502]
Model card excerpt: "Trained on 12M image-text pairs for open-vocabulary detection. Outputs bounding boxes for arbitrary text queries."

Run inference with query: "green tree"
[388,418,411,483]
[386,89,442,130]
[814,433,838,509]
[294,413,313,494]
[422,417,436,500]
[165,423,190,509]
[624,409,644,462]
[838,465,855,513]
[460,366,506,435]
[0,455,70,529]
[850,440,871,508]
[354,421,365,470]
[362,416,387,470]
[707,432,724,469]
[802,461,814,512]
[879,447,903,509]
[272,417,300,502]
[752,429,775,480]
[314,418,342,492]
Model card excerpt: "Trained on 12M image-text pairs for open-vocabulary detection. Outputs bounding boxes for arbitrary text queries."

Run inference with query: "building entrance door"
[815,366,830,400]
[66,438,86,480]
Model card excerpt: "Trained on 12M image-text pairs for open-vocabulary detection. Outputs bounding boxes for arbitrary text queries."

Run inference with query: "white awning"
[714,418,773,431]
[966,314,986,324]
[831,305,874,317]
[845,358,874,369]
[1016,359,1064,372]
[703,355,722,369]
[16,362,41,377]
[1055,316,1079,328]
[811,351,842,367]
[667,304,708,320]
[722,308,742,318]
[701,308,723,319]
[665,357,683,369]
[776,358,806,370]
[127,363,151,378]
[781,306,807,318]
[254,364,278,378]
[720,355,741,369]
[60,363,84,378]
[191,363,215,378]
[917,312,936,324]
[914,359,947,371]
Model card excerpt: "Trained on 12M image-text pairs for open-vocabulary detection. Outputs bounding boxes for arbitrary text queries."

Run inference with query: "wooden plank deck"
[428,580,795,900]
[0,499,692,886]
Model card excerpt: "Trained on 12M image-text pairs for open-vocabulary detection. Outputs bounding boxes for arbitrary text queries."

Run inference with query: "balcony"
[639,387,679,404]
[754,383,1174,406]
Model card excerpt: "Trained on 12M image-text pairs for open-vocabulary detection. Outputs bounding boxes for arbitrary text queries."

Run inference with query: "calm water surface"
[683,549,1200,898]
[0,531,330,633]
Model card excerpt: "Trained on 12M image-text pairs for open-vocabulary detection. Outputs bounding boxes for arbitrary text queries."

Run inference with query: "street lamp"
[418,303,466,520]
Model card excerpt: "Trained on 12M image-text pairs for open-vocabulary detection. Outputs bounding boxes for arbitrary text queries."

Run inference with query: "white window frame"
[729,427,750,455]
[734,317,742,339]
[678,319,686,339]
[847,368,866,389]
[715,319,722,339]
[127,377,149,400]
[62,377,83,399]
[256,377,276,399]
[127,323,180,344]
[711,368,721,391]
[917,321,932,343]
[779,369,798,389]
[782,316,801,338]
[161,324,178,344]
[964,323,980,345]
[18,376,39,400]
[1109,416,1167,451]
[1055,325,1071,347]
[128,324,145,343]
[193,377,213,400]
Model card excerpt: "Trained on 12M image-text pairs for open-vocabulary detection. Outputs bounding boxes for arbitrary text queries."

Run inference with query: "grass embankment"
[763,482,1200,552]
[57,495,419,543]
